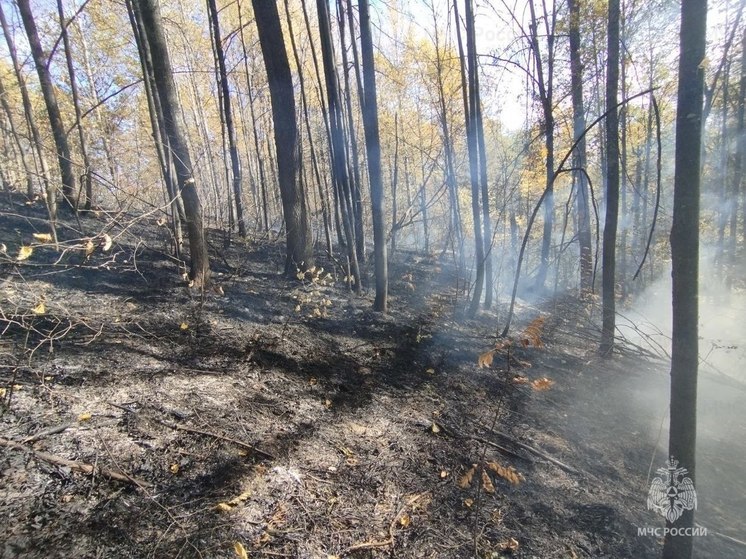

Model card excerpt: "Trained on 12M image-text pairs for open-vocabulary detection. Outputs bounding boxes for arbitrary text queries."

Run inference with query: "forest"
[0,0,743,557]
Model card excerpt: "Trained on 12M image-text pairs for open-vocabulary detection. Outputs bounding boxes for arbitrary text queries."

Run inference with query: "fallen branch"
[22,421,74,443]
[479,427,579,475]
[109,402,275,461]
[0,436,150,487]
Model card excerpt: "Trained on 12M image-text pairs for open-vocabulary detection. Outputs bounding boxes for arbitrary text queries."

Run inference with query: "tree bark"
[56,0,93,211]
[568,0,593,294]
[135,0,210,287]
[16,0,76,211]
[358,0,388,312]
[207,0,246,237]
[663,1,706,557]
[600,0,620,356]
[252,0,314,275]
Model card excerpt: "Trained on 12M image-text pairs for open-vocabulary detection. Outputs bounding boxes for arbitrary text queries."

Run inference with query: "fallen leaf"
[481,469,496,493]
[398,514,411,527]
[498,537,520,551]
[170,463,179,474]
[233,541,249,559]
[323,399,332,409]
[458,465,476,489]
[431,422,441,434]
[102,234,113,251]
[78,412,92,421]
[477,350,494,369]
[33,233,53,243]
[486,461,523,485]
[440,470,449,478]
[16,246,33,261]
[215,502,233,512]
[180,322,189,330]
[463,498,474,508]
[426,368,435,375]
[531,377,555,391]
[32,302,45,315]
[0,388,6,398]
[513,375,529,384]
[84,240,95,256]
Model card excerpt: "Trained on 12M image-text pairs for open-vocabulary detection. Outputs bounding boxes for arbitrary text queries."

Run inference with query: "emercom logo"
[646,457,697,523]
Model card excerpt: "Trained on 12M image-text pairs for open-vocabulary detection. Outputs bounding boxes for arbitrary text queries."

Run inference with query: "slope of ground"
[1,196,743,558]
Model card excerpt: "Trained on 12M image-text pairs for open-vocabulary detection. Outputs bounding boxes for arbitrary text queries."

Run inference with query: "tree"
[358,0,388,312]
[315,0,361,290]
[663,1,707,557]
[135,0,211,287]
[568,0,593,293]
[207,0,246,237]
[16,0,76,211]
[252,0,314,275]
[56,0,94,211]
[454,0,485,316]
[600,0,620,356]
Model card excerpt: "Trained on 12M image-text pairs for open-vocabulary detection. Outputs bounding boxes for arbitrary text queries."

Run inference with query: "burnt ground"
[1,194,744,559]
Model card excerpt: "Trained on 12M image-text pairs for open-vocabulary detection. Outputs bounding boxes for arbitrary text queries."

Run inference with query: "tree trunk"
[16,0,76,211]
[253,0,314,275]
[663,1,706,557]
[0,3,53,211]
[568,0,593,294]
[0,76,34,197]
[466,0,493,308]
[454,0,484,316]
[135,0,210,287]
[207,0,246,237]
[57,0,93,211]
[315,0,361,290]
[600,0,620,356]
[358,0,388,312]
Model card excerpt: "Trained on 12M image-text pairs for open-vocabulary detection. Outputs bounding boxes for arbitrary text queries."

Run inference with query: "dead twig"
[477,426,579,475]
[108,402,275,461]
[0,436,150,487]
[22,421,74,443]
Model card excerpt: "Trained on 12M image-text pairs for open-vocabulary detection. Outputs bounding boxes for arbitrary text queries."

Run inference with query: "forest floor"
[1,194,744,559]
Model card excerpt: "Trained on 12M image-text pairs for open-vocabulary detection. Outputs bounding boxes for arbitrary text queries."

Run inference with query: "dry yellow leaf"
[458,465,476,489]
[32,302,45,315]
[463,498,474,508]
[426,368,435,375]
[398,514,411,527]
[16,246,33,261]
[323,399,332,409]
[233,541,249,559]
[180,322,189,330]
[531,377,555,391]
[78,412,92,421]
[102,234,113,251]
[0,388,6,398]
[32,233,53,243]
[498,537,520,551]
[228,490,252,506]
[84,240,95,256]
[486,461,523,485]
[170,463,179,474]
[431,422,441,434]
[481,469,495,493]
[294,305,302,312]
[477,350,494,369]
[215,502,233,512]
[12,384,22,391]
[513,375,530,384]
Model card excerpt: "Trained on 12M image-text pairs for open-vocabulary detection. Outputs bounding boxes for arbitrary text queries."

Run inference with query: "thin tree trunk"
[600,0,620,356]
[16,0,76,211]
[0,76,33,197]
[135,0,210,287]
[454,0,484,316]
[358,0,388,312]
[207,0,246,237]
[57,0,93,211]
[664,1,707,557]
[316,0,361,290]
[253,0,314,275]
[568,0,593,293]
